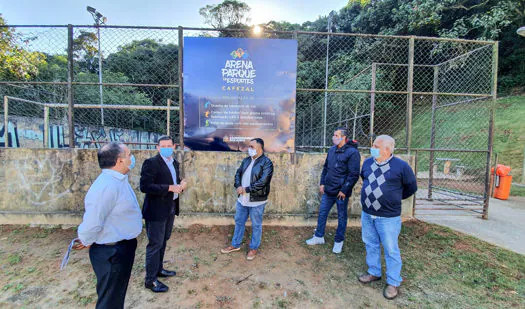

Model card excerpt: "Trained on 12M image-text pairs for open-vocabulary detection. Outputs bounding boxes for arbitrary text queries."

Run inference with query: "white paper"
[60,239,77,271]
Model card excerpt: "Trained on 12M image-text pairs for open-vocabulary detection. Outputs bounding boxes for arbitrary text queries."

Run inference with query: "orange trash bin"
[494,164,512,200]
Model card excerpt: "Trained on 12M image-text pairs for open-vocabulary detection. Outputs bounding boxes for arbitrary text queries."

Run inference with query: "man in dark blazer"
[140,135,187,293]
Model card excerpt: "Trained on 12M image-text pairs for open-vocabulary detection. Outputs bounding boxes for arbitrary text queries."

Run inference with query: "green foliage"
[334,0,525,93]
[8,253,22,265]
[199,0,251,29]
[346,0,372,8]
[72,31,98,61]
[75,72,151,106]
[0,14,46,80]
[106,39,179,105]
[492,95,525,182]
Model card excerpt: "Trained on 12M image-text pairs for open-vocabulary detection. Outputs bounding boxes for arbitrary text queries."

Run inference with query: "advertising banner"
[183,37,297,152]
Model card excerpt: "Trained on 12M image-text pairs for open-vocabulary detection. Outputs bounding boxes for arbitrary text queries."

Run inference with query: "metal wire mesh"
[0,25,497,215]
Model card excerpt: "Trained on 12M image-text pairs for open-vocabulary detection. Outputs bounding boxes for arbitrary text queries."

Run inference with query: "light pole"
[322,11,335,150]
[87,6,107,126]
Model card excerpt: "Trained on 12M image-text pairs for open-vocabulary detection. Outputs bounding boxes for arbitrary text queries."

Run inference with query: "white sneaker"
[332,241,344,254]
[306,235,325,245]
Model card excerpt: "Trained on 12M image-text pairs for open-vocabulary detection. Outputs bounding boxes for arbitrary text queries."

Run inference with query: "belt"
[95,238,135,246]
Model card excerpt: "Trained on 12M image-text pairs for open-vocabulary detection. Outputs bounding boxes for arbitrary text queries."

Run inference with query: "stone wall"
[0,149,415,225]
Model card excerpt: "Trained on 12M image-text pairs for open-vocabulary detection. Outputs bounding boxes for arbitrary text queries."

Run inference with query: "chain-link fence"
[0,25,497,217]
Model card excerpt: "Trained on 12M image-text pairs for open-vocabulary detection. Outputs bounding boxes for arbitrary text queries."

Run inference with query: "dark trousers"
[145,212,175,283]
[89,238,137,309]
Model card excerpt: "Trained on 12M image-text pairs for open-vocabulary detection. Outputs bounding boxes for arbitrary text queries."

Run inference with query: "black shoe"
[157,269,177,277]
[145,280,169,293]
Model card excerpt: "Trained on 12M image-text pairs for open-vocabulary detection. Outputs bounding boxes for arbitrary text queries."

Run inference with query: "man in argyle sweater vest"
[358,135,417,300]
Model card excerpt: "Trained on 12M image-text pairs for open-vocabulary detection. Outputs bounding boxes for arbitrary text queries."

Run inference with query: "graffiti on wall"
[73,125,161,149]
[0,117,162,149]
[0,121,20,147]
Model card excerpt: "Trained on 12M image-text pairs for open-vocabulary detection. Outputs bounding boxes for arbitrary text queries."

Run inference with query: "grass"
[7,253,22,265]
[400,221,525,308]
[307,220,525,308]
[397,94,525,196]
[493,95,525,182]
[510,184,525,197]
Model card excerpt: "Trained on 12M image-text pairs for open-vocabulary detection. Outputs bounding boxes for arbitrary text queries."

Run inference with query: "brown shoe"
[383,285,399,300]
[358,273,381,284]
[246,249,257,261]
[221,245,240,254]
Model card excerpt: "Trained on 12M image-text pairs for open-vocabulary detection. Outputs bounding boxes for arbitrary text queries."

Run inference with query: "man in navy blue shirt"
[306,127,361,254]
[357,135,417,300]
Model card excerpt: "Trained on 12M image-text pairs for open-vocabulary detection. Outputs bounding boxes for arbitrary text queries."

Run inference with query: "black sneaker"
[145,279,169,293]
[157,269,176,277]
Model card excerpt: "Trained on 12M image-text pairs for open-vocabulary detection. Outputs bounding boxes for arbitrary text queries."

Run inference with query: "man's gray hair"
[376,135,395,153]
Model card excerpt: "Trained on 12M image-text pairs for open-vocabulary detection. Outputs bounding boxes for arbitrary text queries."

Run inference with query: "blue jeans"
[231,201,266,250]
[361,211,403,286]
[314,194,349,243]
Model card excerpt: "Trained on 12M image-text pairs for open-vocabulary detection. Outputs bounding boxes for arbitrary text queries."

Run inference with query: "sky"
[1,0,349,27]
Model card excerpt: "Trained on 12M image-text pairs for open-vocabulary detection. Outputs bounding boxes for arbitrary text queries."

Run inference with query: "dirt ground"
[1,221,523,308]
[0,223,401,309]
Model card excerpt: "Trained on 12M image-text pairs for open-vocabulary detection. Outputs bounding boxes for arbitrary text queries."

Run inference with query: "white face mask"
[248,148,257,157]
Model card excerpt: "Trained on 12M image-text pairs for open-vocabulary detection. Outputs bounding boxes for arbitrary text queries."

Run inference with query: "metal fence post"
[483,42,499,220]
[370,63,376,147]
[3,96,7,148]
[167,98,171,136]
[522,145,525,184]
[322,88,328,149]
[97,24,104,126]
[44,106,49,148]
[412,149,418,217]
[352,102,358,140]
[406,36,415,154]
[490,152,499,198]
[178,26,184,149]
[178,26,185,177]
[67,25,75,148]
[428,65,439,199]
[323,19,333,151]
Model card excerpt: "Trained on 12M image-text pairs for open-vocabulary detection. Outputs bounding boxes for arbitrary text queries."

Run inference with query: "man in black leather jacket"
[306,127,361,254]
[221,138,274,261]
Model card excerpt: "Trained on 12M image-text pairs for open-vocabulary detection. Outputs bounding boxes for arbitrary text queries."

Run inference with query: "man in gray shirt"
[73,142,142,309]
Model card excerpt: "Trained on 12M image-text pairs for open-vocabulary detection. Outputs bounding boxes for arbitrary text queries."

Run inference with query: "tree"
[0,14,46,80]
[333,0,525,93]
[199,0,251,29]
[73,71,158,130]
[72,30,99,73]
[105,39,179,106]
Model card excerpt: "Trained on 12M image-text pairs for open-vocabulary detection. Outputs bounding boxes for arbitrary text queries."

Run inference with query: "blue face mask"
[370,148,380,158]
[129,155,136,170]
[159,147,173,158]
[332,136,343,146]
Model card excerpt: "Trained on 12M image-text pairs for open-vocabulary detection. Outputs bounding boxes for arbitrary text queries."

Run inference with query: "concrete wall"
[0,148,415,225]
